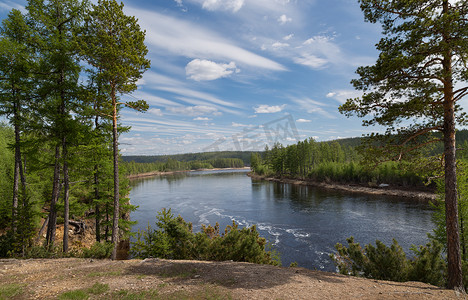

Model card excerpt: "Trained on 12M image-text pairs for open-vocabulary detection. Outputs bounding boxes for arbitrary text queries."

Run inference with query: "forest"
[123,157,245,176]
[0,0,149,258]
[251,131,468,189]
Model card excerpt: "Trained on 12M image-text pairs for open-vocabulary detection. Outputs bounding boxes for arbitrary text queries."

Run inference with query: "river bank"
[248,173,437,202]
[127,167,250,179]
[0,258,460,299]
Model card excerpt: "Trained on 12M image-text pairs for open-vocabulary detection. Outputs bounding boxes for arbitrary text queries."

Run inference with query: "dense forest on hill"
[123,151,254,164]
[123,157,245,175]
[250,129,468,189]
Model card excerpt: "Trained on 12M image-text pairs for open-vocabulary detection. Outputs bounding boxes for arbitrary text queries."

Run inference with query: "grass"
[87,283,109,295]
[57,283,109,300]
[58,289,89,300]
[110,285,231,300]
[0,283,25,300]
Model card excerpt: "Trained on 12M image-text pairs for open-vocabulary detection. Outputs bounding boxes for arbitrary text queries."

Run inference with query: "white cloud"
[283,34,294,41]
[194,117,212,121]
[326,90,362,104]
[166,105,221,116]
[148,108,163,116]
[174,0,183,5]
[277,14,292,25]
[293,54,328,69]
[297,119,311,123]
[126,7,285,71]
[186,59,240,81]
[272,42,289,48]
[254,104,286,113]
[202,0,245,12]
[292,35,341,69]
[231,122,248,127]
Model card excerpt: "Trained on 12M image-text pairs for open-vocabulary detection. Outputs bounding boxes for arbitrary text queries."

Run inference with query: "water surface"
[129,169,434,271]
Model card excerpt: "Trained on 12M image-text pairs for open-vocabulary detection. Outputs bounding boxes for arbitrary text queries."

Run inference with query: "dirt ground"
[0,257,464,299]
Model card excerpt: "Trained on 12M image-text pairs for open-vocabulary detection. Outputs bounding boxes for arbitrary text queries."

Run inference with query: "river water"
[129,169,434,271]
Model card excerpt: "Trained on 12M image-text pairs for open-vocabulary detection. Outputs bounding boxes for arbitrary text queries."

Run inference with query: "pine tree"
[0,8,38,237]
[339,0,468,290]
[81,0,150,259]
[27,0,86,252]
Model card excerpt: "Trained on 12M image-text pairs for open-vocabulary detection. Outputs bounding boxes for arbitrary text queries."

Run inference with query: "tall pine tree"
[81,0,150,259]
[339,0,468,290]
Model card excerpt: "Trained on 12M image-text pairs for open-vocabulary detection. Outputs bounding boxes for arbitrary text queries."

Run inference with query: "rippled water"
[129,169,434,271]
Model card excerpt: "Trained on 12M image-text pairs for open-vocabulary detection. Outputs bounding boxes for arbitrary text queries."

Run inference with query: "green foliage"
[429,159,468,260]
[131,208,280,266]
[82,242,114,259]
[332,237,447,287]
[408,240,446,287]
[122,157,245,176]
[251,137,426,187]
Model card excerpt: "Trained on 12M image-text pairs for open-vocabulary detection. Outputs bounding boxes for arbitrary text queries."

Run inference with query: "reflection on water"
[129,169,434,271]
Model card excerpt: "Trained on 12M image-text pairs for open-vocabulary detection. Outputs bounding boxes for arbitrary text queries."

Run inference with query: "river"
[129,169,434,271]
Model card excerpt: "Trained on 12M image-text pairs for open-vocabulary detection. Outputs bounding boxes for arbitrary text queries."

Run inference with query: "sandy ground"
[0,258,464,299]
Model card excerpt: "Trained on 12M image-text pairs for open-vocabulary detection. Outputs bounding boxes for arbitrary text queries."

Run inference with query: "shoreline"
[127,167,250,179]
[248,173,437,202]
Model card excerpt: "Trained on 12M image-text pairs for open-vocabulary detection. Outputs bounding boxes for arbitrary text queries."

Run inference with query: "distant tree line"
[123,151,254,165]
[251,138,435,188]
[123,157,245,175]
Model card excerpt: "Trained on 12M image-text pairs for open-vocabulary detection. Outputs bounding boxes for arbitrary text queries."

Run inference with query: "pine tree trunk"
[62,136,70,253]
[442,0,463,289]
[95,165,101,242]
[12,100,20,235]
[444,101,463,290]
[111,84,120,260]
[94,112,101,242]
[46,145,61,248]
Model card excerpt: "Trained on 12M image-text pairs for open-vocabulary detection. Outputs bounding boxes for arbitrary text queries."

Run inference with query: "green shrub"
[131,208,281,266]
[408,240,446,286]
[331,237,448,286]
[82,242,113,259]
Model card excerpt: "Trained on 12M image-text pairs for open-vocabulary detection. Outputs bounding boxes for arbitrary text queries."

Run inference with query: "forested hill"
[122,129,468,165]
[123,151,255,165]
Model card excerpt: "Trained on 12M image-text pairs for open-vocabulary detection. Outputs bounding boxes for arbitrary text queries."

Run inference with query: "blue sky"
[1,0,388,155]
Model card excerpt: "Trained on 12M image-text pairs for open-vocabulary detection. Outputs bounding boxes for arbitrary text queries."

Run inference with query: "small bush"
[131,208,281,266]
[331,237,448,286]
[82,242,113,259]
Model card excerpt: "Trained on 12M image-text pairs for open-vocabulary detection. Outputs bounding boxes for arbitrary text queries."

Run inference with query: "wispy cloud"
[254,104,286,113]
[138,71,243,115]
[297,118,311,123]
[202,0,245,12]
[126,6,285,71]
[326,90,362,104]
[0,1,25,12]
[166,105,222,117]
[291,97,335,119]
